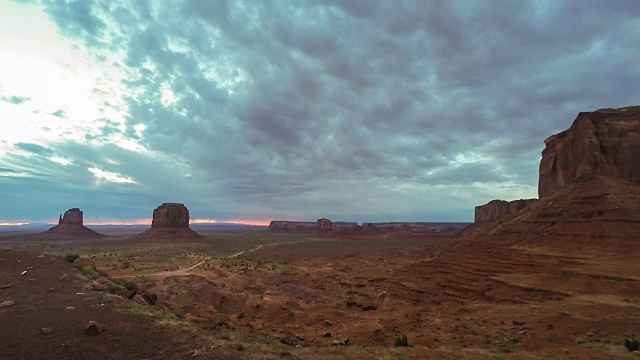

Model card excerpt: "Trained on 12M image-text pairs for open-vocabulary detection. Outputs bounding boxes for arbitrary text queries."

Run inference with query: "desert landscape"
[1,106,639,359]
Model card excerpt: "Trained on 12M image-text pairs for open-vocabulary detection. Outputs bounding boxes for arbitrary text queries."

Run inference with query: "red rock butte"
[135,203,202,239]
[46,208,106,238]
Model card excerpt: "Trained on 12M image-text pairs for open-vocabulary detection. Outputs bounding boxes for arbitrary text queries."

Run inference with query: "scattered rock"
[237,312,245,319]
[323,332,332,338]
[26,266,35,270]
[89,282,110,291]
[37,255,45,258]
[47,287,57,292]
[332,340,341,346]
[132,295,149,306]
[361,305,378,311]
[72,257,95,270]
[85,321,105,336]
[141,291,157,306]
[295,334,305,341]
[59,274,68,281]
[118,289,136,299]
[65,306,75,311]
[280,331,298,346]
[512,320,525,326]
[325,320,333,326]
[40,328,52,335]
[0,300,16,307]
[0,283,13,289]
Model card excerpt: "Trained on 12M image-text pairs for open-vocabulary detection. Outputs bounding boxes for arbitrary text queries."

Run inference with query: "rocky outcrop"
[135,203,202,239]
[46,208,106,238]
[152,203,190,227]
[58,208,83,225]
[474,199,538,222]
[539,106,640,198]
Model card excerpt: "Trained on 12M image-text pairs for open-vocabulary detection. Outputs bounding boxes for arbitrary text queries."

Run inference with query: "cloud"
[1,0,638,222]
[2,95,30,104]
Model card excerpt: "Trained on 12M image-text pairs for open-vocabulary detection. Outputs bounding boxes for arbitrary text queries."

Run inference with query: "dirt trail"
[114,241,291,278]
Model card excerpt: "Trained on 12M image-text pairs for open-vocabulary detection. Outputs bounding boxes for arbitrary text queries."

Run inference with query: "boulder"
[72,257,95,270]
[85,321,105,336]
[474,199,538,222]
[539,106,640,198]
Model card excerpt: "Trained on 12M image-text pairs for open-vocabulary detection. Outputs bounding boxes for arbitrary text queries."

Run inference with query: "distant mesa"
[474,199,538,223]
[46,208,106,238]
[268,219,469,235]
[134,203,202,239]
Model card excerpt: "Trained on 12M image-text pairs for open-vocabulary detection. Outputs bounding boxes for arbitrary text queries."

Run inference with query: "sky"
[0,0,638,225]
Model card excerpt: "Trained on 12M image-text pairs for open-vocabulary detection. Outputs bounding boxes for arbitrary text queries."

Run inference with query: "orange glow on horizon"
[0,218,270,226]
[191,219,271,226]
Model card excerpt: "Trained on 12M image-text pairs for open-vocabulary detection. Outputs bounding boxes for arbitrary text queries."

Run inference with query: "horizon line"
[0,218,272,227]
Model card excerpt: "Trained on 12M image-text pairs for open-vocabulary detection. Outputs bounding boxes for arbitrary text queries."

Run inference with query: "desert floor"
[1,229,638,359]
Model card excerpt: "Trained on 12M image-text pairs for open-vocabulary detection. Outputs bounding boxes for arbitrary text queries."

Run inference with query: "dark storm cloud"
[7,0,638,222]
[14,142,53,156]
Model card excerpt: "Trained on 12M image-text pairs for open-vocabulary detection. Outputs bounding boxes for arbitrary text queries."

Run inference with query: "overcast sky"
[1,0,638,225]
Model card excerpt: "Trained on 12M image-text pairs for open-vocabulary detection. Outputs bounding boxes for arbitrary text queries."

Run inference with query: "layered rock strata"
[538,106,640,197]
[268,220,469,234]
[135,203,202,239]
[474,199,538,223]
[46,208,105,238]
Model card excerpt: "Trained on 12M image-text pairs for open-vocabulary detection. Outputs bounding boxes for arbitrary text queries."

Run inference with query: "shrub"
[81,266,99,278]
[625,338,639,352]
[64,253,80,263]
[394,334,409,347]
[123,281,137,291]
[236,344,244,351]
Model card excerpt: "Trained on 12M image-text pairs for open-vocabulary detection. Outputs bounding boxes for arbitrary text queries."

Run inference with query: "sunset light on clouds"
[1,0,638,225]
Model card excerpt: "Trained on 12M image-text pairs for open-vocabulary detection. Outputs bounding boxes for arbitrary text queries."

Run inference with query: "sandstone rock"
[72,257,95,270]
[0,283,13,289]
[474,199,538,222]
[141,291,158,306]
[58,208,83,225]
[46,208,106,238]
[280,330,298,346]
[118,289,136,299]
[152,203,190,227]
[85,321,105,336]
[0,300,15,307]
[134,203,202,239]
[132,294,149,306]
[65,306,75,311]
[539,106,640,198]
[316,218,333,231]
[40,327,52,335]
[89,282,110,291]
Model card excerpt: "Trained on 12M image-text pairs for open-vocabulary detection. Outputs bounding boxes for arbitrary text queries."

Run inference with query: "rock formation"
[152,203,190,227]
[269,219,469,235]
[135,203,202,239]
[58,208,83,225]
[459,105,640,248]
[46,208,106,238]
[474,199,538,222]
[538,106,640,198]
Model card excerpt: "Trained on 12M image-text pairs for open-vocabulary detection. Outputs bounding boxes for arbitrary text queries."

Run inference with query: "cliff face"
[136,203,202,239]
[58,208,83,225]
[539,106,640,198]
[152,203,190,228]
[474,199,538,222]
[46,208,105,238]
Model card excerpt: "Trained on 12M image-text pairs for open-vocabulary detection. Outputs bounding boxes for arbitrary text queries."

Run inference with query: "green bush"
[236,344,244,351]
[123,281,137,291]
[394,334,409,347]
[81,266,99,278]
[64,253,80,263]
[625,338,639,352]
